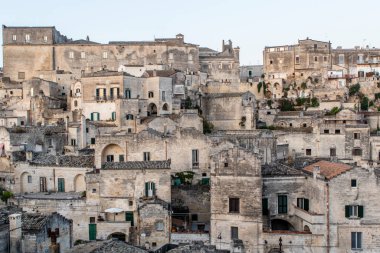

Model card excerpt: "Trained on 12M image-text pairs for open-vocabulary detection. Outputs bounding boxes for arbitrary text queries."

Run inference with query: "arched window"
[76,88,80,93]
[148,91,154,98]
[162,103,168,111]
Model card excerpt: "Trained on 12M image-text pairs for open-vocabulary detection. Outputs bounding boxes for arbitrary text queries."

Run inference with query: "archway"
[304,225,311,233]
[101,144,124,165]
[162,103,168,111]
[271,219,295,231]
[108,232,126,241]
[74,174,86,192]
[148,103,157,116]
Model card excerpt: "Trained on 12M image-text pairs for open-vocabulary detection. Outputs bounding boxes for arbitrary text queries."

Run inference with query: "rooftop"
[262,163,304,177]
[102,160,171,170]
[15,192,83,200]
[30,154,94,168]
[302,160,352,180]
[68,239,148,253]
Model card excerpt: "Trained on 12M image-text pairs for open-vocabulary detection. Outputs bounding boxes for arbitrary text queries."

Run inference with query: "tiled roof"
[22,213,49,230]
[30,154,94,168]
[103,160,171,170]
[302,160,352,180]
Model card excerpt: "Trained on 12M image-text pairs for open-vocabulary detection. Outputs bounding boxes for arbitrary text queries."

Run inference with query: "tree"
[349,83,361,96]
[184,96,192,109]
[203,118,214,134]
[1,189,13,204]
[360,96,369,111]
[311,97,319,107]
[279,99,295,111]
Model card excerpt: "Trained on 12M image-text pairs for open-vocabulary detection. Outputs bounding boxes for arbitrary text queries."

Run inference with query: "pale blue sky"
[1,0,380,66]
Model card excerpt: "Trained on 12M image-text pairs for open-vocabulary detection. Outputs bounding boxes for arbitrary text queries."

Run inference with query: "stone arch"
[304,225,311,233]
[301,122,308,128]
[278,121,287,127]
[148,103,157,116]
[74,174,86,192]
[271,219,295,231]
[162,103,169,111]
[107,232,126,241]
[20,171,32,193]
[101,144,124,165]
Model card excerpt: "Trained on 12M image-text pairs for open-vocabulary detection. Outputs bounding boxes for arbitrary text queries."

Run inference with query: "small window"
[297,198,309,211]
[192,149,199,166]
[92,188,96,193]
[126,114,134,120]
[229,198,240,213]
[161,91,166,102]
[90,217,96,223]
[27,175,32,183]
[314,56,318,62]
[351,179,357,188]
[91,138,95,145]
[81,52,86,59]
[270,60,273,64]
[127,128,132,133]
[106,155,114,162]
[231,227,239,240]
[152,242,157,247]
[71,139,76,146]
[191,214,198,221]
[295,56,300,64]
[324,129,329,134]
[25,34,30,42]
[324,56,328,62]
[314,44,317,49]
[145,181,155,197]
[102,51,108,59]
[330,148,336,157]
[74,100,78,107]
[12,35,17,41]
[148,91,154,98]
[335,129,341,134]
[262,198,269,215]
[69,51,74,59]
[351,232,362,250]
[345,205,364,218]
[354,133,360,139]
[43,36,48,42]
[143,152,150,161]
[352,148,362,156]
[129,201,133,206]
[18,72,25,80]
[155,221,164,231]
[125,89,131,99]
[306,149,312,156]
[119,155,124,162]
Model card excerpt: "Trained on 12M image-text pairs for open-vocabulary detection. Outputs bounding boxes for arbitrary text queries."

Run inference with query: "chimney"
[313,166,320,179]
[81,114,87,149]
[9,213,22,253]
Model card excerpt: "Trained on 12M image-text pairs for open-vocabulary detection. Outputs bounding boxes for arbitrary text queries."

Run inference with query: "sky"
[1,0,380,67]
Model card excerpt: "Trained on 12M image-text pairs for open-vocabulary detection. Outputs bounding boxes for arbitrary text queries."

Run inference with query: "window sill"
[229,211,240,214]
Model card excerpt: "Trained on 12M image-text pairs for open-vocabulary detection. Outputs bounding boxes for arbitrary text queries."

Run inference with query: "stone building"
[210,146,262,252]
[0,210,73,253]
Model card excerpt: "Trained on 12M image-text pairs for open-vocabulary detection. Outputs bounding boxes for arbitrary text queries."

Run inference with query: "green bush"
[311,97,319,107]
[360,96,369,111]
[203,118,214,134]
[326,107,341,116]
[349,83,361,96]
[279,99,295,111]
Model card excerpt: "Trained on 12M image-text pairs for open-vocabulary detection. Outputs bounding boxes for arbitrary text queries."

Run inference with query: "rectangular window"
[345,205,364,218]
[102,51,108,59]
[39,177,47,192]
[71,139,76,146]
[161,91,166,102]
[191,214,198,221]
[27,175,32,183]
[25,34,30,42]
[12,35,17,41]
[306,149,312,156]
[143,152,150,161]
[314,56,318,62]
[351,232,362,250]
[119,155,124,162]
[69,51,74,59]
[335,129,341,134]
[351,179,357,188]
[324,129,329,134]
[90,112,100,121]
[125,211,134,226]
[231,227,239,240]
[125,89,131,99]
[297,198,309,211]
[354,133,360,139]
[91,138,95,144]
[192,149,199,167]
[106,155,114,162]
[262,198,269,215]
[90,217,96,223]
[18,72,25,80]
[229,198,240,213]
[330,148,336,157]
[295,56,300,64]
[352,148,362,156]
[145,182,155,197]
[43,36,48,42]
[81,52,86,59]
[278,195,288,214]
[111,111,116,121]
[324,56,328,62]
[155,221,164,231]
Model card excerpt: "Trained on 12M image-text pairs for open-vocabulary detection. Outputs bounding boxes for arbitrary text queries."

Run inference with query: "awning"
[104,207,123,213]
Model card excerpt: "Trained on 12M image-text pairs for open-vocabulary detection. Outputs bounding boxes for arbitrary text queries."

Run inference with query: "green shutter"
[125,212,134,226]
[145,182,149,197]
[89,224,97,240]
[304,199,309,212]
[90,113,94,121]
[358,206,364,218]
[345,205,350,218]
[262,198,269,215]
[152,182,156,196]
